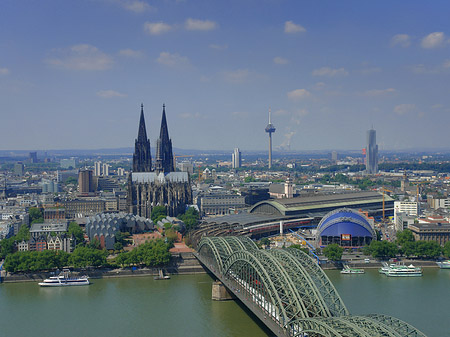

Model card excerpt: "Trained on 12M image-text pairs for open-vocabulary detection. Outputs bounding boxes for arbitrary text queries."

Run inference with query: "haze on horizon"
[1,0,449,152]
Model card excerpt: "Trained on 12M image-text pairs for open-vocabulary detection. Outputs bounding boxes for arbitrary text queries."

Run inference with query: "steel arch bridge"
[196,236,426,337]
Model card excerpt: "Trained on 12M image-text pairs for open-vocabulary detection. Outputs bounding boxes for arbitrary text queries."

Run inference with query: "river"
[0,268,448,336]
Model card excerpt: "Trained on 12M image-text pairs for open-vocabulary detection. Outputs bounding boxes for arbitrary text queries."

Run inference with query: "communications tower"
[265,108,276,169]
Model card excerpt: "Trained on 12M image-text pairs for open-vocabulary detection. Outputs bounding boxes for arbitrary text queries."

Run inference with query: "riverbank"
[1,252,206,283]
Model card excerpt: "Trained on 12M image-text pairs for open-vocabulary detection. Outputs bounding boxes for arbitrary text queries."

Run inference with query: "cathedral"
[127,104,192,218]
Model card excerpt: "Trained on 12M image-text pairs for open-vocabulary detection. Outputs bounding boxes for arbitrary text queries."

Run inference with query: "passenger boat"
[38,269,90,287]
[340,265,365,274]
[436,260,450,269]
[380,263,422,277]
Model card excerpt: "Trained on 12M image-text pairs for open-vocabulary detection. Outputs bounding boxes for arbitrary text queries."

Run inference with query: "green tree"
[396,229,415,246]
[151,206,167,223]
[113,242,124,251]
[178,207,200,231]
[70,246,108,268]
[288,244,310,254]
[68,222,84,244]
[65,176,78,185]
[260,237,271,247]
[323,244,344,261]
[15,225,30,242]
[415,241,442,259]
[0,237,15,259]
[444,241,450,258]
[368,241,398,259]
[29,207,44,224]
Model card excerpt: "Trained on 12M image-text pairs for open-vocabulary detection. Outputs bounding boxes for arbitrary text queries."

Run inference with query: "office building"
[14,162,24,176]
[78,169,94,194]
[102,163,110,176]
[232,148,242,169]
[94,161,102,176]
[365,128,378,174]
[60,158,77,169]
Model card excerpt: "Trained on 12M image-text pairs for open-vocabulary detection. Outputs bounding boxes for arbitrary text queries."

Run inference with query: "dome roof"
[316,208,375,238]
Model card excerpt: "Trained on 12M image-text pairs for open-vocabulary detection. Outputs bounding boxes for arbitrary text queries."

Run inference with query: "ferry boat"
[340,265,365,274]
[380,263,422,277]
[436,260,450,269]
[38,269,90,287]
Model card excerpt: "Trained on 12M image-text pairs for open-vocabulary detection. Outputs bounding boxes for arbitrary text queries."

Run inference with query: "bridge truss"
[196,236,426,337]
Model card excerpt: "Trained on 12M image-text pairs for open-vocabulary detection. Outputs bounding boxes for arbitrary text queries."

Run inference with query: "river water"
[0,269,448,336]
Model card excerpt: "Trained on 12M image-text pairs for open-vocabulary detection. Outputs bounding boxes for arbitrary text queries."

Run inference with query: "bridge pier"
[212,281,236,301]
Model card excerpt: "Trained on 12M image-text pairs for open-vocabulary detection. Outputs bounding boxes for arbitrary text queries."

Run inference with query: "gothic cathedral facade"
[127,104,192,218]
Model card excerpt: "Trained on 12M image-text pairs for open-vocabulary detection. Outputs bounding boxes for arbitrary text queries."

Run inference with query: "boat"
[436,260,450,269]
[340,265,365,274]
[154,269,170,280]
[38,269,90,287]
[380,263,422,277]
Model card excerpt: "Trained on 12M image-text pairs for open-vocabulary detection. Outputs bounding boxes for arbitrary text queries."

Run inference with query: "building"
[394,212,416,232]
[199,192,246,216]
[44,208,66,221]
[331,151,338,162]
[127,104,192,218]
[60,158,77,169]
[29,152,38,163]
[78,169,94,195]
[365,128,378,174]
[42,180,59,193]
[179,162,194,175]
[85,212,154,249]
[102,163,110,176]
[94,161,102,176]
[315,208,376,247]
[428,197,450,210]
[63,199,106,218]
[30,222,68,239]
[232,148,242,169]
[394,201,418,226]
[117,168,125,176]
[14,162,24,176]
[409,218,450,246]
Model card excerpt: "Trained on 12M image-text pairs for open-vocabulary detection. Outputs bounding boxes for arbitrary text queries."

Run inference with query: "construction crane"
[381,187,393,221]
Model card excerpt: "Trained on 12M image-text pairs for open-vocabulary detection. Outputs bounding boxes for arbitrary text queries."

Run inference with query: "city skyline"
[1,1,450,151]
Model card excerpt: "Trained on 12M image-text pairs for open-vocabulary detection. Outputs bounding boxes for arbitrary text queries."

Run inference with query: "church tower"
[132,104,152,172]
[155,104,174,174]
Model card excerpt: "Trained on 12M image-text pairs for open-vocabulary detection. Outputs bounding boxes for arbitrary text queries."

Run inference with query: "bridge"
[195,236,426,337]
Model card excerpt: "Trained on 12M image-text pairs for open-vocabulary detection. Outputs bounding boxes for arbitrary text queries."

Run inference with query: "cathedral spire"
[133,104,152,172]
[155,104,174,174]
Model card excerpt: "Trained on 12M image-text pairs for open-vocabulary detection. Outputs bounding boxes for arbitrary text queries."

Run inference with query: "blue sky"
[1,0,450,152]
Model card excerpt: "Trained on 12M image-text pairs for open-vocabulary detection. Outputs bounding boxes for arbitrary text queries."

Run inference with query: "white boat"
[38,269,90,287]
[154,269,170,280]
[340,265,365,274]
[436,260,450,269]
[381,263,422,277]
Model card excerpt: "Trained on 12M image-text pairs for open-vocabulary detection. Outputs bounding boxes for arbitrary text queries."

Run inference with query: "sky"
[1,0,450,152]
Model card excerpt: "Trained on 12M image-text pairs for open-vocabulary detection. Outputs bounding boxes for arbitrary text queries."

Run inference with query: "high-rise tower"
[232,148,241,169]
[366,128,378,174]
[265,108,276,169]
[155,104,174,174]
[133,104,152,172]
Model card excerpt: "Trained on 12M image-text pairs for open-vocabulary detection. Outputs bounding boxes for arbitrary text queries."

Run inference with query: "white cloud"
[274,109,289,116]
[118,49,143,58]
[391,34,411,47]
[394,104,416,115]
[431,104,443,109]
[284,21,306,34]
[421,32,445,49]
[156,52,190,67]
[231,111,249,117]
[287,89,311,100]
[273,56,289,65]
[209,44,228,50]
[96,90,127,98]
[223,69,249,83]
[185,18,217,31]
[45,44,113,70]
[120,0,153,13]
[364,88,396,96]
[0,68,9,75]
[360,67,381,75]
[144,22,173,35]
[312,67,348,77]
[443,59,450,68]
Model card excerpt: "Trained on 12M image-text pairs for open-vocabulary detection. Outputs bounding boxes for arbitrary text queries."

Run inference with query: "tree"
[15,224,30,242]
[0,237,15,259]
[68,222,84,244]
[151,206,167,223]
[288,244,310,254]
[415,241,441,259]
[70,246,108,268]
[396,229,415,247]
[323,244,344,261]
[29,207,43,224]
[444,241,450,258]
[260,237,271,247]
[113,242,123,251]
[178,207,200,231]
[368,241,398,259]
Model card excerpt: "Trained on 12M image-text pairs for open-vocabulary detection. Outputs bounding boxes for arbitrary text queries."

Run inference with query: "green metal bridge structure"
[195,236,427,337]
